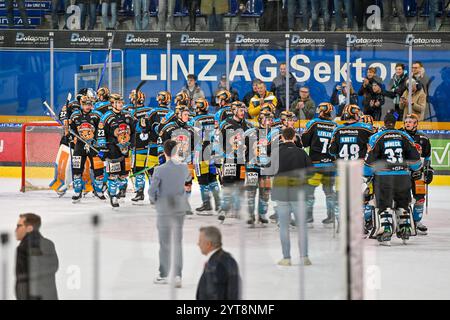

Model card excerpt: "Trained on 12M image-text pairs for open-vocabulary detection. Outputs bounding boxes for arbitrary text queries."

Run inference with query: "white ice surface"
[0,178,449,300]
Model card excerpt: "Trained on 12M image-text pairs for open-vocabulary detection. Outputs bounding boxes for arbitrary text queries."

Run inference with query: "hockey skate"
[196,202,213,216]
[258,215,269,226]
[131,190,145,205]
[109,195,119,208]
[117,188,127,199]
[416,222,428,235]
[322,216,334,226]
[72,192,82,204]
[93,190,106,200]
[217,210,226,223]
[247,214,255,228]
[364,219,373,236]
[397,226,412,245]
[377,227,393,246]
[269,213,278,223]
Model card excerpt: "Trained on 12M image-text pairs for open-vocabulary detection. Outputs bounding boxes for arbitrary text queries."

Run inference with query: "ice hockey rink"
[1,177,449,300]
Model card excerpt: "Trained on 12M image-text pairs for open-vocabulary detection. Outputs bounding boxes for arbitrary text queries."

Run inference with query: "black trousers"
[374,174,412,211]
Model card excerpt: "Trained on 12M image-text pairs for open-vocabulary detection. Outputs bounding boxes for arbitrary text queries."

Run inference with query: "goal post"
[21,122,64,192]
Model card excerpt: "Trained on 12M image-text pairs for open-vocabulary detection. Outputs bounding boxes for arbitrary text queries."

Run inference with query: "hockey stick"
[97,31,117,91]
[426,181,429,215]
[43,101,100,154]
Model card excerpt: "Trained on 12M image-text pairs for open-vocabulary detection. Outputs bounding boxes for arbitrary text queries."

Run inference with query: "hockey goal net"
[21,122,64,192]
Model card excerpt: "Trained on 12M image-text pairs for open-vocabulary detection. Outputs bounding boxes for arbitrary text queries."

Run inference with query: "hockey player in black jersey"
[97,94,136,208]
[69,95,104,203]
[401,113,434,235]
[244,106,275,226]
[364,113,422,245]
[128,90,152,203]
[94,87,111,115]
[217,101,254,222]
[329,104,376,232]
[214,90,233,128]
[301,103,338,226]
[189,98,221,214]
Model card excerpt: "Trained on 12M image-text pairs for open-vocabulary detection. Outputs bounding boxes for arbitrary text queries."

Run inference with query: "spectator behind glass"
[334,0,353,31]
[101,0,117,30]
[358,67,383,102]
[243,79,262,107]
[213,74,239,106]
[429,66,450,121]
[248,82,278,120]
[387,63,408,119]
[270,63,298,116]
[383,0,407,31]
[5,0,29,28]
[51,0,70,29]
[76,0,98,30]
[182,74,206,108]
[331,81,358,116]
[362,81,386,121]
[290,87,316,120]
[412,61,430,96]
[399,78,427,121]
[158,0,175,31]
[202,0,228,31]
[134,0,150,30]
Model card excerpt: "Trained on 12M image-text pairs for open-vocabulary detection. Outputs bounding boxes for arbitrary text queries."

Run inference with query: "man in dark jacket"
[270,63,298,116]
[272,127,312,266]
[196,226,240,300]
[15,213,59,300]
[272,128,312,266]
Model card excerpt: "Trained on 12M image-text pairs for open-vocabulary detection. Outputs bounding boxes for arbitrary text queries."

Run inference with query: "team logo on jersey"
[415,143,422,155]
[114,123,131,154]
[228,132,243,151]
[78,123,95,141]
[173,134,190,161]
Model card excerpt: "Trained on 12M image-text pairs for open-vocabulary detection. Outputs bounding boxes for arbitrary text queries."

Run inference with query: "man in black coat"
[15,213,59,300]
[196,226,240,300]
[272,127,313,266]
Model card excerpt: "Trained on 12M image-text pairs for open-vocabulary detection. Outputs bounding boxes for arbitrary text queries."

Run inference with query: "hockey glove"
[411,170,422,181]
[424,166,434,184]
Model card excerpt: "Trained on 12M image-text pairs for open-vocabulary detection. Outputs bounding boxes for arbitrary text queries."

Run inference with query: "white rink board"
[0,178,450,300]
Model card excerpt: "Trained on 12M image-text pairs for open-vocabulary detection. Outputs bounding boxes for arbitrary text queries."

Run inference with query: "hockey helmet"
[194,98,209,113]
[129,90,146,105]
[341,104,361,121]
[360,114,374,125]
[97,87,110,101]
[175,91,190,106]
[215,90,231,104]
[317,102,333,119]
[157,91,172,105]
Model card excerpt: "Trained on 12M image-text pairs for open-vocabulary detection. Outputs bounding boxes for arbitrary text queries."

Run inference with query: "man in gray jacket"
[149,140,192,288]
[271,63,298,116]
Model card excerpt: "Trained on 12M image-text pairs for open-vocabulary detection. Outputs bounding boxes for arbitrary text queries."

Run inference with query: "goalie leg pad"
[370,208,393,239]
[50,144,71,191]
[396,207,415,238]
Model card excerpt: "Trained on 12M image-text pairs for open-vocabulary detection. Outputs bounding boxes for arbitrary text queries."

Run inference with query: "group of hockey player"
[49,84,434,244]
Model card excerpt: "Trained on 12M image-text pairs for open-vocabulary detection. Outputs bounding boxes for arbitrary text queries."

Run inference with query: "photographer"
[331,81,358,117]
